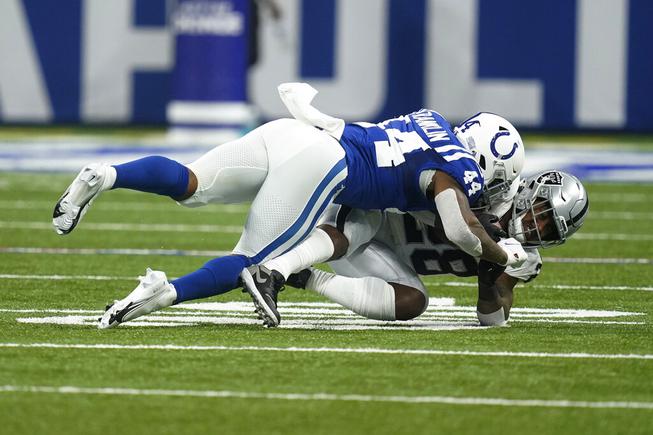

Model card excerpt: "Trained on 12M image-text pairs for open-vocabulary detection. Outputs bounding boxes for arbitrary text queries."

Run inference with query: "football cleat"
[98,268,177,329]
[53,163,113,235]
[286,268,312,289]
[240,265,285,328]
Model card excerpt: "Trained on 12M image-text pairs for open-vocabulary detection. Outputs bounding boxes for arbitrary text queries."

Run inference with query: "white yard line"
[1,221,652,241]
[3,199,650,220]
[3,272,652,292]
[0,246,650,264]
[573,233,653,241]
[0,302,642,318]
[0,200,249,214]
[428,281,653,292]
[1,342,653,361]
[543,257,652,265]
[0,274,135,281]
[0,308,103,314]
[15,315,642,329]
[511,319,644,325]
[590,211,653,220]
[590,193,647,203]
[0,247,231,257]
[1,180,648,200]
[0,221,243,233]
[2,300,643,329]
[2,385,652,410]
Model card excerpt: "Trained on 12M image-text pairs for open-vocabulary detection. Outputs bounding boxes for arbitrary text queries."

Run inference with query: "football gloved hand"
[497,237,528,267]
[476,213,508,242]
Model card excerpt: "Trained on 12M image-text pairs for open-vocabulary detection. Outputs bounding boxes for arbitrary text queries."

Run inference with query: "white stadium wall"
[0,0,651,130]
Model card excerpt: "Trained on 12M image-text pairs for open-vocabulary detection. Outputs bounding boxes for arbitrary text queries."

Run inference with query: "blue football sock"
[172,255,252,303]
[112,156,190,198]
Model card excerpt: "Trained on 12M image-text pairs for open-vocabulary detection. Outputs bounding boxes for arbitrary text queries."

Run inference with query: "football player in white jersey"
[52,83,529,328]
[274,169,589,326]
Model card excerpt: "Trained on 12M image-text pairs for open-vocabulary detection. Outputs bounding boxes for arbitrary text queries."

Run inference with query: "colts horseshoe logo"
[490,130,518,160]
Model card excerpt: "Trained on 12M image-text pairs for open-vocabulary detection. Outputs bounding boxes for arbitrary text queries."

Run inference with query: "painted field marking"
[0,247,231,257]
[2,220,652,241]
[1,385,652,410]
[0,221,243,234]
[427,281,653,292]
[14,314,643,329]
[573,233,653,241]
[0,300,640,316]
[0,200,249,214]
[0,274,135,281]
[2,272,652,292]
[1,246,651,265]
[2,342,652,361]
[590,211,653,220]
[542,257,652,265]
[5,301,645,330]
[1,172,649,200]
[590,193,647,203]
[3,199,650,220]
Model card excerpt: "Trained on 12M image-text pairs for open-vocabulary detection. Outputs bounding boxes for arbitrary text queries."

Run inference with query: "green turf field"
[1,171,652,434]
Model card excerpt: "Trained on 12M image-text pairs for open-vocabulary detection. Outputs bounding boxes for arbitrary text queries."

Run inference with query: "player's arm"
[476,261,518,326]
[431,171,526,267]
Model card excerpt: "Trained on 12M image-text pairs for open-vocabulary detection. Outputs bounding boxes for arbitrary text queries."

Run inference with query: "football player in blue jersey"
[268,170,589,327]
[52,82,528,328]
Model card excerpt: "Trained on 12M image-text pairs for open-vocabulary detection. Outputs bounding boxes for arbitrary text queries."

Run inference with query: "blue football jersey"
[335,109,484,211]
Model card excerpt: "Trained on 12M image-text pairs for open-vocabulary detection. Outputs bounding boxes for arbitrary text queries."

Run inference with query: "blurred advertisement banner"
[0,0,650,130]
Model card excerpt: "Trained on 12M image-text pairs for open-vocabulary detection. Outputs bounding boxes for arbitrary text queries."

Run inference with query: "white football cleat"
[52,163,114,235]
[98,268,177,329]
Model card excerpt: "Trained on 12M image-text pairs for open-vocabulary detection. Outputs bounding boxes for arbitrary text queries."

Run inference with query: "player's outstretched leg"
[52,163,115,235]
[240,265,285,327]
[99,268,177,329]
[53,156,192,235]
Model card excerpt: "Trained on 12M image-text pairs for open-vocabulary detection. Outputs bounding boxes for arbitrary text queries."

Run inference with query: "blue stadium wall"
[0,0,651,130]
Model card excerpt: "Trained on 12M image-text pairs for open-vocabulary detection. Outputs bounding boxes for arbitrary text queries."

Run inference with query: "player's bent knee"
[318,224,349,259]
[392,283,427,320]
[174,167,198,202]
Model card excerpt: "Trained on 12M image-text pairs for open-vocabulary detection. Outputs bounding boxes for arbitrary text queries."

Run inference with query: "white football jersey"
[384,212,542,281]
[324,202,542,285]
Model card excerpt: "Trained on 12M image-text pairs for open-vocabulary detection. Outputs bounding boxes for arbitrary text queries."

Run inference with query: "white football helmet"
[454,112,525,207]
[508,170,589,247]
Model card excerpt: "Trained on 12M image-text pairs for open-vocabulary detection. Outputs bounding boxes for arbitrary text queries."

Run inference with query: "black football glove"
[475,213,508,242]
[475,213,509,286]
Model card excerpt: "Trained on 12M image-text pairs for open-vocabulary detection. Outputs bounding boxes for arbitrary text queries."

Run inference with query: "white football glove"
[497,237,528,268]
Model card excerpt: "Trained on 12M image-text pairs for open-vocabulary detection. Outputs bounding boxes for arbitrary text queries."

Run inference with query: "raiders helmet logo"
[537,171,563,185]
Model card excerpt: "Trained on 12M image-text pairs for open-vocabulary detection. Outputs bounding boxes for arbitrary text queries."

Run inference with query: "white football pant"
[181,119,347,263]
[322,204,428,301]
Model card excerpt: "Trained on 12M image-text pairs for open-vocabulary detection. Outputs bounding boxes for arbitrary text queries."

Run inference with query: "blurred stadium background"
[1,1,652,434]
[1,0,652,179]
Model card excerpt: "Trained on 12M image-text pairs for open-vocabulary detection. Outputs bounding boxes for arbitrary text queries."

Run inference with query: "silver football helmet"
[508,170,589,247]
[454,112,525,207]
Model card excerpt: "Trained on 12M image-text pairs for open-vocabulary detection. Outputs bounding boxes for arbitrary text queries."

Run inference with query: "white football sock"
[306,268,396,321]
[263,228,334,279]
[104,165,117,190]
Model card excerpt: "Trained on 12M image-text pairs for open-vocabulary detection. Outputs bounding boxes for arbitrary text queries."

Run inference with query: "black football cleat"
[240,265,285,327]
